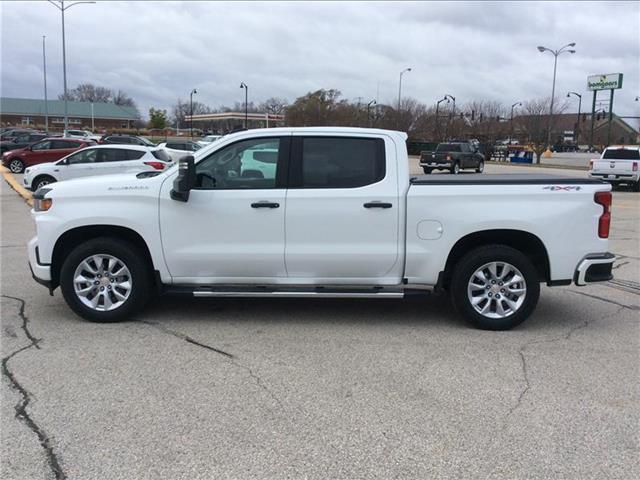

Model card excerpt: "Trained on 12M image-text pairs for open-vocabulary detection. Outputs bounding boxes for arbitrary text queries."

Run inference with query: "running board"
[193,290,405,298]
[163,285,426,299]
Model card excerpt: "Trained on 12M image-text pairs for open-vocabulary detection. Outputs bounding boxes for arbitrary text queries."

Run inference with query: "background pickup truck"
[589,145,639,191]
[29,127,614,330]
[420,141,484,174]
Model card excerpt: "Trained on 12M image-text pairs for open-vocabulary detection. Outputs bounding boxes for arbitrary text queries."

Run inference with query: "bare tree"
[171,99,210,127]
[259,97,289,115]
[516,97,568,163]
[59,83,112,102]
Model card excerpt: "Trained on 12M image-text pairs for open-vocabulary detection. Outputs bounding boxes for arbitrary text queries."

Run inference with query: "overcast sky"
[1,1,639,123]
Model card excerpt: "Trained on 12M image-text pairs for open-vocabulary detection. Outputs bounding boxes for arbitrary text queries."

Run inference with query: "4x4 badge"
[543,186,582,191]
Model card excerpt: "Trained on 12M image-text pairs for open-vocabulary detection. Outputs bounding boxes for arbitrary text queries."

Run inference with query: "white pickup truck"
[589,145,640,191]
[28,127,615,330]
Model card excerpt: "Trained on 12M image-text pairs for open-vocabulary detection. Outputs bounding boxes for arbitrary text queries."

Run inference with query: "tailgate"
[592,159,635,175]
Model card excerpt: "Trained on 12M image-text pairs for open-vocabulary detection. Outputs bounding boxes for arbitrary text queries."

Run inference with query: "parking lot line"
[1,166,33,206]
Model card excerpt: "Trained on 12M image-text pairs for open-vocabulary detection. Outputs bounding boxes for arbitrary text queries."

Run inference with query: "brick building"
[0,97,139,132]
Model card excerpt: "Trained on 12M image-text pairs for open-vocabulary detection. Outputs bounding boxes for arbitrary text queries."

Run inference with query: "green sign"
[587,73,623,91]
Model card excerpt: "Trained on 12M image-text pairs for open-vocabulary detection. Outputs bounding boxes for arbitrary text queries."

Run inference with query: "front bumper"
[574,253,615,286]
[28,236,52,286]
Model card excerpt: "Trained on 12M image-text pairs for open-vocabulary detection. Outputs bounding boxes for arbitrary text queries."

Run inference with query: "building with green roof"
[0,97,139,131]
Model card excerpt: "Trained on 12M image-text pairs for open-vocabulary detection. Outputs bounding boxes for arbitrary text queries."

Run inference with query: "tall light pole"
[537,42,576,148]
[436,97,449,141]
[444,94,455,140]
[47,1,95,136]
[567,92,582,146]
[397,68,412,112]
[189,88,197,139]
[42,36,49,133]
[510,101,522,144]
[240,82,248,128]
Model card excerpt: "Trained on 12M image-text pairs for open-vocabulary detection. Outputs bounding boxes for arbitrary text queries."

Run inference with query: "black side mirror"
[170,155,195,202]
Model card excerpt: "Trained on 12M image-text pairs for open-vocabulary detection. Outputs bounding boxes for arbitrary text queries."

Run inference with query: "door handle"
[363,202,392,209]
[251,201,280,209]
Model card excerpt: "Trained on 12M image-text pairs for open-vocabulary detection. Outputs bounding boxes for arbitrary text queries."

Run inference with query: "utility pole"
[510,102,522,145]
[42,35,49,133]
[240,82,248,128]
[567,92,582,146]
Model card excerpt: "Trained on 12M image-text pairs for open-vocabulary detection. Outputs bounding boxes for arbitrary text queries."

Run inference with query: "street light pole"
[42,36,49,133]
[436,97,449,142]
[397,67,412,115]
[47,1,95,136]
[444,94,455,140]
[537,42,576,149]
[240,82,248,128]
[367,100,377,127]
[189,88,197,139]
[510,101,522,144]
[567,92,582,146]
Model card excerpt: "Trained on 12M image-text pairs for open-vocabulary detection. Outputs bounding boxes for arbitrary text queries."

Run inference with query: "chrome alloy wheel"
[467,261,527,318]
[9,159,23,173]
[73,254,132,311]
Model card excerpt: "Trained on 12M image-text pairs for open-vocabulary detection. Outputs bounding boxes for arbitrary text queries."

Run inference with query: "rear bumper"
[420,160,452,169]
[589,172,639,183]
[574,253,615,286]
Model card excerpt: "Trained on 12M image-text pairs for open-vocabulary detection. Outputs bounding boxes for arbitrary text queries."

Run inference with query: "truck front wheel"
[60,237,152,322]
[450,245,540,330]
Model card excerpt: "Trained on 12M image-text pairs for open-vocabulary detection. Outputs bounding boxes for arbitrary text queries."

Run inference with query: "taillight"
[144,161,166,170]
[589,159,594,170]
[594,191,612,238]
[633,162,638,172]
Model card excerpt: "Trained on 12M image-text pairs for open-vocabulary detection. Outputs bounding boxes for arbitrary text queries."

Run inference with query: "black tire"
[422,167,433,174]
[632,181,640,192]
[60,237,152,322]
[8,158,25,174]
[476,161,484,173]
[32,175,56,191]
[451,162,460,175]
[450,245,540,330]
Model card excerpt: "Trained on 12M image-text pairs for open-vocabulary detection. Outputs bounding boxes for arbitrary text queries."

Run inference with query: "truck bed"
[410,173,606,185]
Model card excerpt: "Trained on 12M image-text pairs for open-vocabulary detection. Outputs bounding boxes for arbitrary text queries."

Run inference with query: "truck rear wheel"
[422,167,433,174]
[450,245,540,330]
[451,162,460,175]
[60,237,152,322]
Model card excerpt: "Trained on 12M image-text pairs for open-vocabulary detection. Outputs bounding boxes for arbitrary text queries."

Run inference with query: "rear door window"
[296,137,385,189]
[67,149,98,165]
[97,149,130,162]
[51,140,79,149]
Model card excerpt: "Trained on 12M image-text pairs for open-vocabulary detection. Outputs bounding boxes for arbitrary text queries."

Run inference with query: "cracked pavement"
[1,166,639,479]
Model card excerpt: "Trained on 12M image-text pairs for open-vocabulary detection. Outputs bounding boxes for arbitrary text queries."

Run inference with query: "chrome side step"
[192,290,405,299]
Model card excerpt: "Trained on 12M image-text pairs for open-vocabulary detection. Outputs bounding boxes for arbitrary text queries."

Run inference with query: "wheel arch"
[440,229,550,289]
[51,225,155,289]
[31,174,57,190]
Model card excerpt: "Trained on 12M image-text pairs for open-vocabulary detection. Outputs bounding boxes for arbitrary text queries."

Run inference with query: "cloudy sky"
[1,1,639,122]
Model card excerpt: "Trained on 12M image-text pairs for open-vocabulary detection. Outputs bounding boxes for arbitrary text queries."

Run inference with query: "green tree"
[148,108,168,129]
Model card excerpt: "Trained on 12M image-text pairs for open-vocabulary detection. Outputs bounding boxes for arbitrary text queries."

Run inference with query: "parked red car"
[2,138,94,173]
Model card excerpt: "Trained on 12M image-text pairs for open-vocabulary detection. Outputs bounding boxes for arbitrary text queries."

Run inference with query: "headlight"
[33,187,53,212]
[34,198,53,212]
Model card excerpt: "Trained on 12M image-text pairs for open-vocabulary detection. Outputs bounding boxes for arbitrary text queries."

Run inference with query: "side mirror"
[170,155,195,202]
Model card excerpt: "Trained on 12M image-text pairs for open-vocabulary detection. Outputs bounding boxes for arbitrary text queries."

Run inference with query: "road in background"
[1,164,638,480]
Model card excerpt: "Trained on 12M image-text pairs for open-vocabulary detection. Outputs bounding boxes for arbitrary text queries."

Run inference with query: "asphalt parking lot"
[1,164,639,479]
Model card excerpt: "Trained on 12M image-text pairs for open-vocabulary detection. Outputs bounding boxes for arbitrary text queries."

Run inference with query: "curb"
[1,167,33,206]
[486,161,588,171]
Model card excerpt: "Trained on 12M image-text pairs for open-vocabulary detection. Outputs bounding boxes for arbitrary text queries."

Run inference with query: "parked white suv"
[23,145,172,191]
[28,127,614,330]
[589,145,640,191]
[65,130,102,142]
[156,140,202,161]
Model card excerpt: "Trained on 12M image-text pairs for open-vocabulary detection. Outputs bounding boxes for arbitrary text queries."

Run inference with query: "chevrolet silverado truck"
[589,145,640,191]
[28,127,614,330]
[419,141,484,174]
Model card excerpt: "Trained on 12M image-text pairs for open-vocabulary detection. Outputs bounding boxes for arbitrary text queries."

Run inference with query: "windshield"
[140,137,156,147]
